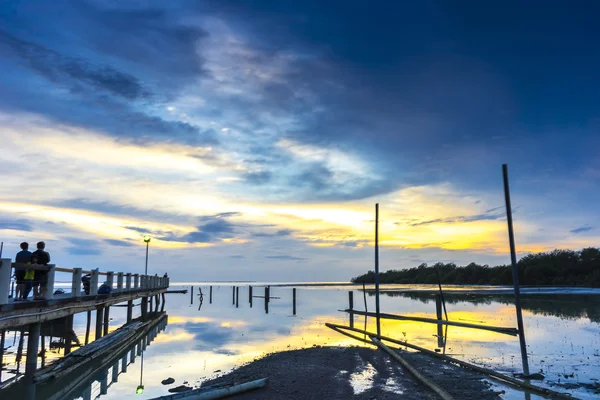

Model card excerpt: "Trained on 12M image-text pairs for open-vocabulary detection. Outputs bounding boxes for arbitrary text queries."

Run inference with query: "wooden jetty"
[0,258,169,399]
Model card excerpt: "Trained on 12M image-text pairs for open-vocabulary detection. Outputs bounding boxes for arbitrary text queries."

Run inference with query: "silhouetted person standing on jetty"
[14,242,31,301]
[31,241,51,300]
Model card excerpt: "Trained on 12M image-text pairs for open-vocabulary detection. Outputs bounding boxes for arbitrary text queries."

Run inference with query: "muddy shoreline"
[200,346,504,399]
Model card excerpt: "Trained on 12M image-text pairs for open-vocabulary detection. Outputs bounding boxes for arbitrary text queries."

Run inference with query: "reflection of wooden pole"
[232,286,235,304]
[348,291,354,328]
[210,286,213,304]
[502,164,530,376]
[236,286,239,308]
[248,286,252,306]
[264,287,269,314]
[436,295,444,348]
[191,286,194,305]
[293,288,296,315]
[375,203,381,337]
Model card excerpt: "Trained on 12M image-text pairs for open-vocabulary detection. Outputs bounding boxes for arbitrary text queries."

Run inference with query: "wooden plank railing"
[0,258,169,305]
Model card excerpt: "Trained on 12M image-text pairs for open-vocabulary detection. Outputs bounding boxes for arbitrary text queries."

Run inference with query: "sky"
[0,0,599,282]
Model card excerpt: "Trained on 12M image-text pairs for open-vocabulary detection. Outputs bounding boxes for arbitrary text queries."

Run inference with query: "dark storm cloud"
[570,226,593,234]
[1,0,600,206]
[0,30,150,100]
[265,255,307,261]
[162,218,236,243]
[0,219,33,232]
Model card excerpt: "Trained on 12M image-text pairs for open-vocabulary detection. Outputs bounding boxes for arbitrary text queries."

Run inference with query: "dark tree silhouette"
[351,247,600,287]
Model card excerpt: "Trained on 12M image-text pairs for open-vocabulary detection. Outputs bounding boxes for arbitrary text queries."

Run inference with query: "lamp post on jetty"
[143,235,151,275]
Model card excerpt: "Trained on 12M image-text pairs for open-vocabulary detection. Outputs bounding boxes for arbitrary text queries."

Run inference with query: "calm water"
[2,284,599,399]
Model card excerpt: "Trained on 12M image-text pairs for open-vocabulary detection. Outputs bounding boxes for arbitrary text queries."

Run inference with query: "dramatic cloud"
[104,239,134,247]
[571,226,593,234]
[407,206,507,227]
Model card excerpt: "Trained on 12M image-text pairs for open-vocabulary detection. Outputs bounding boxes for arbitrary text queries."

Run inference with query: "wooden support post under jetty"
[348,291,354,328]
[341,309,518,336]
[150,296,154,311]
[325,323,572,400]
[85,311,91,345]
[25,322,41,400]
[141,297,148,319]
[96,307,104,340]
[0,329,5,381]
[148,378,268,400]
[293,288,296,316]
[103,306,110,336]
[64,315,73,355]
[127,300,133,323]
[236,286,239,308]
[436,295,444,348]
[40,335,46,367]
[371,336,454,400]
[161,292,166,311]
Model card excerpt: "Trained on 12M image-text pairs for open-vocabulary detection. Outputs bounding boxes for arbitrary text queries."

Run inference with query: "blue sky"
[0,0,598,281]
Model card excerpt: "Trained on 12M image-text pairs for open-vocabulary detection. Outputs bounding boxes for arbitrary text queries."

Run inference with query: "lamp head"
[143,235,151,243]
[136,385,144,394]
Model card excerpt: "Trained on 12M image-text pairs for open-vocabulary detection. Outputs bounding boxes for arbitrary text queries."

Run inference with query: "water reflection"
[2,284,597,399]
[0,313,167,400]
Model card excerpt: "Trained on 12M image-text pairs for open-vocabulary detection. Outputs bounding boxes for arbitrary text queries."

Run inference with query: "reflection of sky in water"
[2,285,599,399]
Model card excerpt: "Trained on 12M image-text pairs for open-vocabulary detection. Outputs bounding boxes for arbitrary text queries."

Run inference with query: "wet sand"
[201,346,503,399]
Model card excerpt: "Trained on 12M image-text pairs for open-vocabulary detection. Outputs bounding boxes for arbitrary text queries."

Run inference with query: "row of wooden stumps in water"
[189,285,297,315]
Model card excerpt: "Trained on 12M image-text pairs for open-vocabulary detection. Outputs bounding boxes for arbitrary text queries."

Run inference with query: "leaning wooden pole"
[502,164,530,376]
[371,337,454,400]
[374,203,381,337]
[326,323,576,400]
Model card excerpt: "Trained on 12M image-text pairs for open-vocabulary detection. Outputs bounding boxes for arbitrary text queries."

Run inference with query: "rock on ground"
[201,346,503,400]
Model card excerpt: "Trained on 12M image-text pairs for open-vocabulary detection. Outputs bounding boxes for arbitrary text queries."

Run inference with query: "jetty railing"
[0,259,169,305]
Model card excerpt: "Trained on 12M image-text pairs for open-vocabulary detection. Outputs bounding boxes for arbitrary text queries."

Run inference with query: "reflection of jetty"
[3,313,167,400]
[0,259,169,399]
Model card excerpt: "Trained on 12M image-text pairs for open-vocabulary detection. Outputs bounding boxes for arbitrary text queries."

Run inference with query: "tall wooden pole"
[375,203,381,337]
[502,164,530,376]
